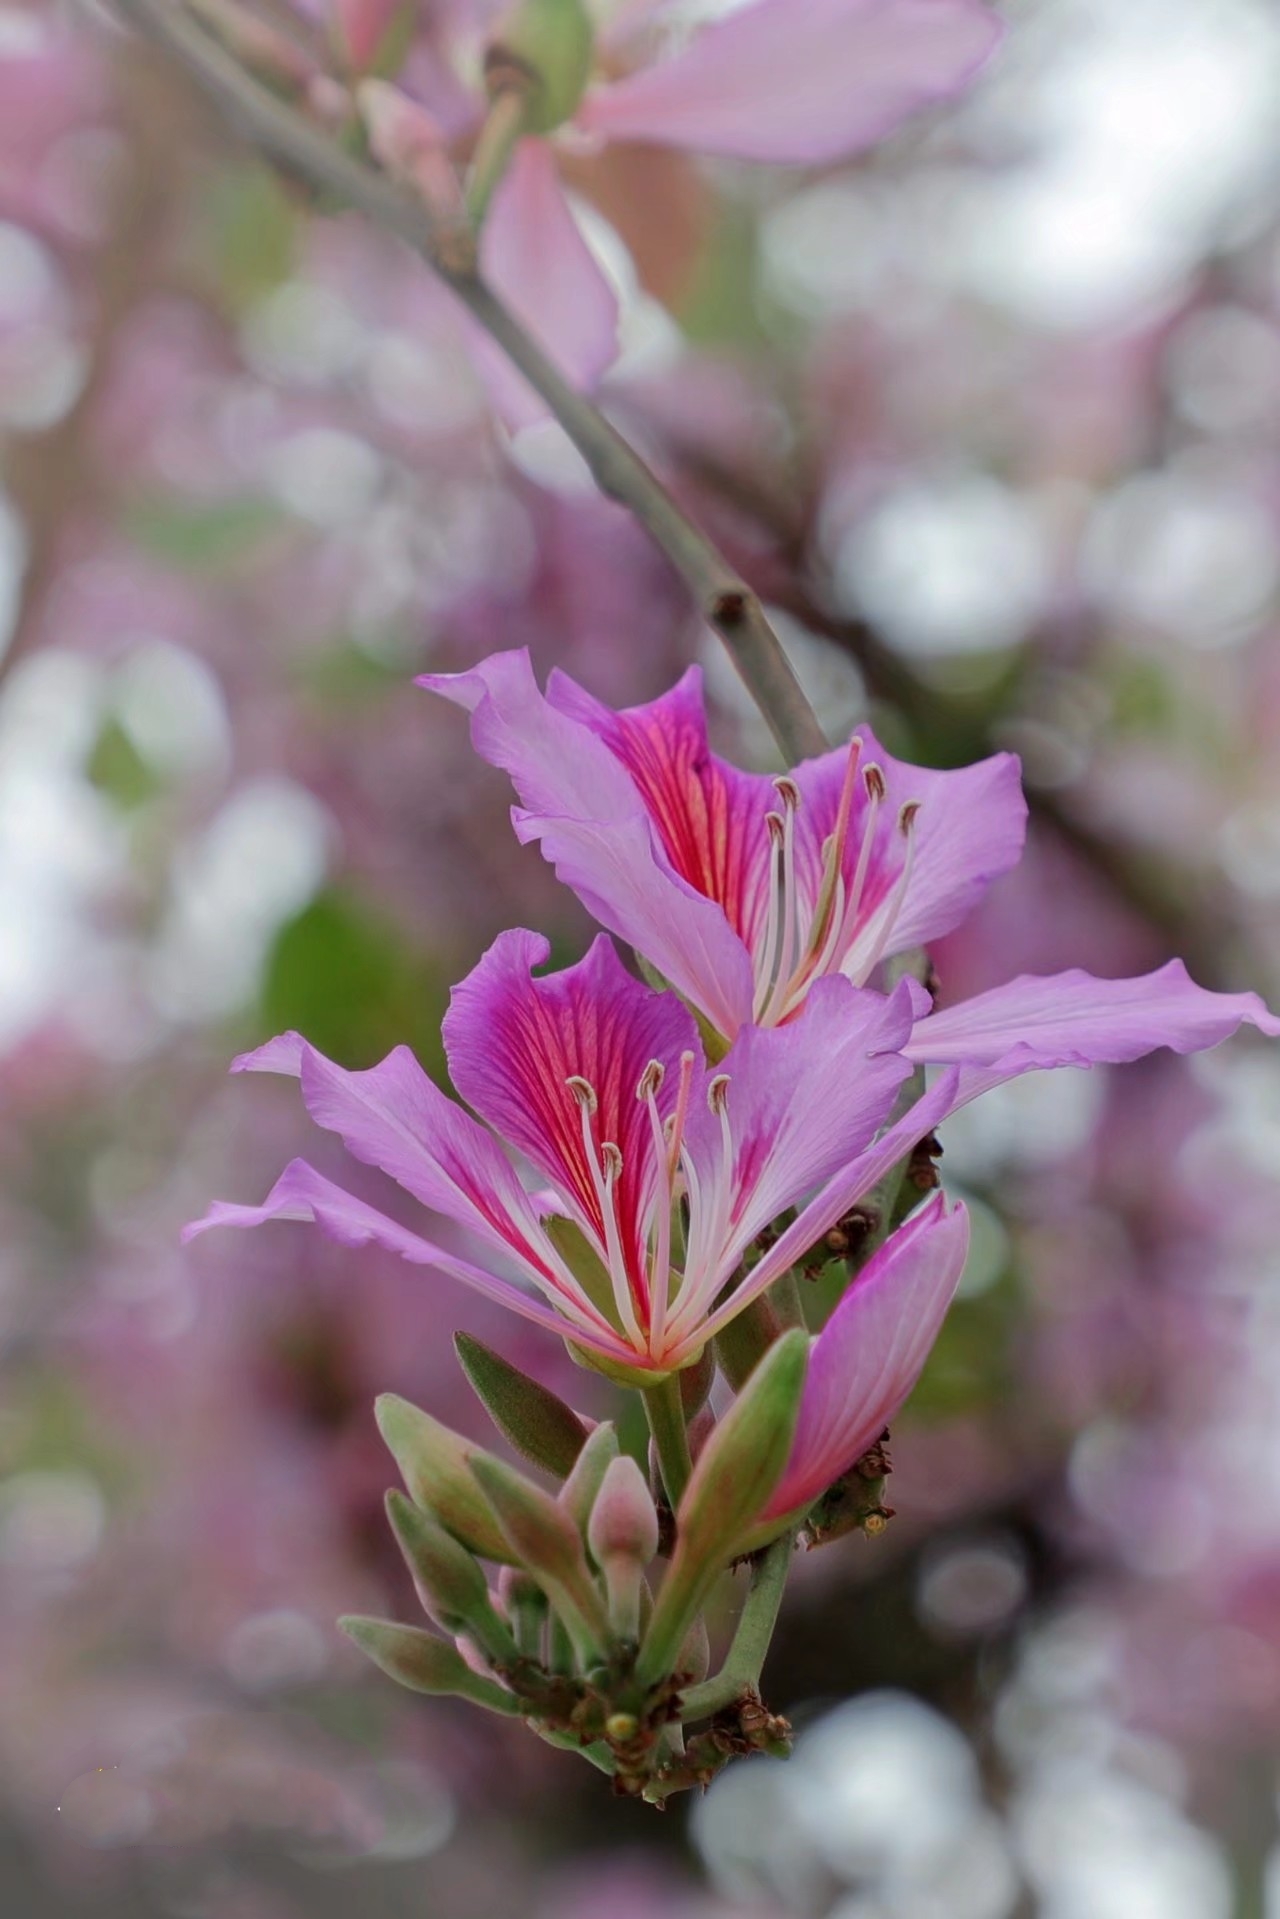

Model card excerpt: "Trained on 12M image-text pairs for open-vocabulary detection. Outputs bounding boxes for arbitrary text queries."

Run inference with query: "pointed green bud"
[558,1421,619,1539]
[385,1490,519,1667]
[467,1454,610,1661]
[339,1615,520,1714]
[498,1563,547,1661]
[587,1455,659,1642]
[487,0,593,134]
[454,1332,589,1479]
[375,1393,516,1564]
[636,1329,808,1687]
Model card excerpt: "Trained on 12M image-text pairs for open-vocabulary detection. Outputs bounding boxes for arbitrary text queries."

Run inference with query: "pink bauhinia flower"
[184,928,957,1375]
[363,0,1002,406]
[423,649,1280,1068]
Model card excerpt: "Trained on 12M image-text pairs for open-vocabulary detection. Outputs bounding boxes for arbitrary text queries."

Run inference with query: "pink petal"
[477,137,620,427]
[547,665,775,949]
[234,1029,556,1276]
[765,1192,969,1519]
[790,730,1027,969]
[576,0,1003,164]
[420,650,757,1035]
[685,975,916,1268]
[183,1159,623,1354]
[905,960,1280,1069]
[442,929,702,1295]
[720,1065,962,1331]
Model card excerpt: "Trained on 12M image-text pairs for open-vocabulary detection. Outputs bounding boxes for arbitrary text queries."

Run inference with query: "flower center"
[750,744,921,1024]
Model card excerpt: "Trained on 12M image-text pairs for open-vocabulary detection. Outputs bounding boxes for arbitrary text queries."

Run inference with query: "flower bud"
[330,0,412,77]
[468,1454,610,1661]
[375,1393,516,1564]
[486,0,593,133]
[587,1455,660,1642]
[637,1330,808,1687]
[385,1490,519,1667]
[498,1563,547,1660]
[339,1615,520,1714]
[559,1421,619,1537]
[454,1331,590,1480]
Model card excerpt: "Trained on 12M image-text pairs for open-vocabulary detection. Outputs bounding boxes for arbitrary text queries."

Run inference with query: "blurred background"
[5,0,1280,1912]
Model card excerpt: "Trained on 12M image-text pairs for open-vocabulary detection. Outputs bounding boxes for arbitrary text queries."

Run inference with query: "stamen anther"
[707,1074,731,1115]
[566,1075,598,1113]
[600,1141,623,1182]
[772,775,801,810]
[899,800,921,834]
[765,811,786,845]
[636,1059,665,1102]
[863,764,887,802]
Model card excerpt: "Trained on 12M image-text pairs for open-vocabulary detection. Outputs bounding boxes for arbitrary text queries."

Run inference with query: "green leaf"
[454,1331,589,1479]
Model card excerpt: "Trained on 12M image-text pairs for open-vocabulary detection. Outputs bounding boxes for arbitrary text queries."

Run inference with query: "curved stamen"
[806,737,863,964]
[665,1074,736,1344]
[663,1049,696,1183]
[753,810,787,1016]
[847,799,921,985]
[571,1087,645,1351]
[760,787,802,1025]
[640,1073,674,1361]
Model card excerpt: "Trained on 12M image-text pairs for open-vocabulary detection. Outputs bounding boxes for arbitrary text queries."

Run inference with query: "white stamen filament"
[640,1070,674,1360]
[845,801,920,985]
[752,811,786,1013]
[664,1074,737,1347]
[760,792,802,1025]
[569,1079,645,1350]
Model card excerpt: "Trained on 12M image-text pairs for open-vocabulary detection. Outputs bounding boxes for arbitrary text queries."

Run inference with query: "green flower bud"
[385,1490,519,1667]
[468,1454,611,1661]
[487,0,594,134]
[375,1393,516,1564]
[339,1615,520,1714]
[559,1421,620,1539]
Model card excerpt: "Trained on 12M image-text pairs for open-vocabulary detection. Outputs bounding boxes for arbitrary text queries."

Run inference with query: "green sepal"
[636,1330,808,1686]
[454,1330,590,1479]
[490,0,593,133]
[544,1216,621,1329]
[338,1615,520,1714]
[467,1454,611,1661]
[385,1490,519,1666]
[375,1393,517,1564]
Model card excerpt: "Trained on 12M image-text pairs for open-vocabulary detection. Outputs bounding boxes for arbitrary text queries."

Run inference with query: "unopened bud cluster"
[342,1330,826,1799]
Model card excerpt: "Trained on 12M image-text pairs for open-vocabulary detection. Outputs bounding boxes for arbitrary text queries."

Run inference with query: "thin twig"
[104,0,829,763]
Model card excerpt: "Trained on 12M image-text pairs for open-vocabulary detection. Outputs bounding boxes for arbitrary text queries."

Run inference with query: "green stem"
[106,0,829,767]
[642,1373,693,1509]
[677,1531,793,1723]
[465,85,530,224]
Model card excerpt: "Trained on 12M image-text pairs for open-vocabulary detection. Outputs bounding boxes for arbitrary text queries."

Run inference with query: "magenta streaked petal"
[234,1028,555,1276]
[442,929,702,1289]
[546,664,774,947]
[765,1193,970,1520]
[478,136,620,425]
[421,649,757,1033]
[904,961,1280,1069]
[685,976,915,1270]
[183,1159,623,1353]
[575,0,1003,164]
